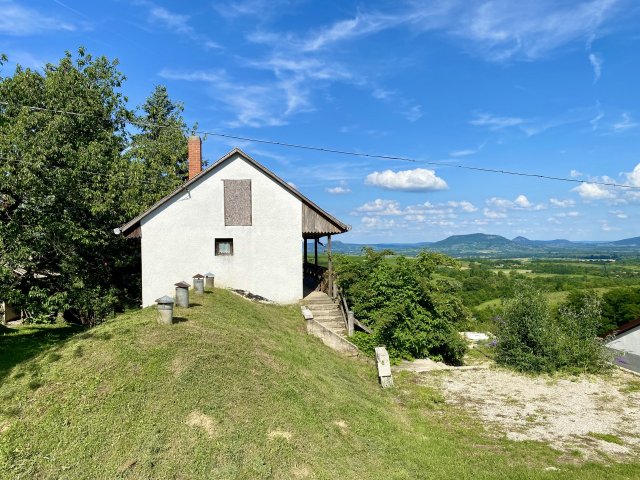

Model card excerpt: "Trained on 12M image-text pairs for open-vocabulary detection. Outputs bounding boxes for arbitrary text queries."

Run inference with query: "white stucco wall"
[140,154,303,306]
[606,327,640,356]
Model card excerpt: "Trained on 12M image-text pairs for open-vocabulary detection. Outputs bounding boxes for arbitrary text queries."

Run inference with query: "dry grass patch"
[185,411,217,438]
[419,367,640,460]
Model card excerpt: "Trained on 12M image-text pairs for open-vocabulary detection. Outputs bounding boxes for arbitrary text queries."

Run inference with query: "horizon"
[330,232,639,245]
[2,1,640,242]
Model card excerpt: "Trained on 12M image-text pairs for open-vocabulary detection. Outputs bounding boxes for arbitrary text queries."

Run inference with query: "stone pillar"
[375,347,393,388]
[192,274,204,294]
[155,295,174,325]
[175,281,190,307]
[347,311,355,337]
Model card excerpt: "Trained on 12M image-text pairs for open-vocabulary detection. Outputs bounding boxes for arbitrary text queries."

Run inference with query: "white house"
[117,137,349,306]
[605,319,640,374]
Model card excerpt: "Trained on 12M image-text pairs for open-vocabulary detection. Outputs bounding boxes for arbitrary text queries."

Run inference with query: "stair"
[301,291,347,337]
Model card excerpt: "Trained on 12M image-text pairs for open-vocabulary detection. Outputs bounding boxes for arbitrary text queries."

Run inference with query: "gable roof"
[117,148,350,237]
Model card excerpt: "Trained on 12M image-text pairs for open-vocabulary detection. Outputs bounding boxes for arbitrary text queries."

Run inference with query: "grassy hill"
[1,289,638,479]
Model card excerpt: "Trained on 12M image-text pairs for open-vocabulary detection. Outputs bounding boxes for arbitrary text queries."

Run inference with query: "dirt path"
[418,367,640,460]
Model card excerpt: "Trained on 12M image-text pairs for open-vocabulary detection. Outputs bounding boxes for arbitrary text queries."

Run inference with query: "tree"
[0,49,138,324]
[496,282,609,374]
[123,85,190,214]
[335,249,469,364]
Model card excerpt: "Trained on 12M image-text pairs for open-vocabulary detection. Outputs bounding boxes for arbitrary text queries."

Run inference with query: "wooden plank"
[302,204,343,235]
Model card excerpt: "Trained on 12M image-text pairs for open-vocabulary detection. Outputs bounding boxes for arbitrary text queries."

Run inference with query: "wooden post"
[327,234,333,298]
[303,238,308,264]
[314,238,318,266]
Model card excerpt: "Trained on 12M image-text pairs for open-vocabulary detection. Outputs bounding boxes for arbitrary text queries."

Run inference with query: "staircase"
[302,291,347,337]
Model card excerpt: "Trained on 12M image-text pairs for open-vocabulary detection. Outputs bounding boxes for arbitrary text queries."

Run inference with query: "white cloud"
[159,68,301,127]
[365,168,448,192]
[326,186,351,194]
[487,195,545,210]
[355,199,402,215]
[589,52,603,82]
[141,2,220,49]
[403,105,423,122]
[601,220,619,232]
[550,198,576,208]
[483,208,507,219]
[572,182,615,199]
[610,210,628,219]
[361,216,397,230]
[449,149,476,157]
[446,201,478,212]
[625,163,640,187]
[0,0,77,35]
[514,194,532,208]
[448,0,620,62]
[248,1,621,62]
[286,181,298,190]
[612,113,639,131]
[470,112,523,130]
[570,169,584,178]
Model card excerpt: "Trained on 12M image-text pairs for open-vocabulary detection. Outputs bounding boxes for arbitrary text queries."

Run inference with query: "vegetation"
[495,282,610,374]
[0,49,190,325]
[1,289,639,479]
[335,249,469,364]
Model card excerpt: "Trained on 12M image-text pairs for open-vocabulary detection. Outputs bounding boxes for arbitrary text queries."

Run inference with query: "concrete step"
[311,315,343,321]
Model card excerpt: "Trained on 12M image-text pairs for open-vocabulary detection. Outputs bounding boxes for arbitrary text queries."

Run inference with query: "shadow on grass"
[0,323,85,383]
[172,317,189,324]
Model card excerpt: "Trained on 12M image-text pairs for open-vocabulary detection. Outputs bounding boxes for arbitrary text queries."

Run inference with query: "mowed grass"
[1,289,639,479]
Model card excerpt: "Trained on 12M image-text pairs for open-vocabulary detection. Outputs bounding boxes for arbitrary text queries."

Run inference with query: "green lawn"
[1,289,638,479]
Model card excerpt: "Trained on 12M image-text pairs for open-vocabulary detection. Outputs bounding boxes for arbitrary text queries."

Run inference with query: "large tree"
[124,85,190,213]
[0,49,188,325]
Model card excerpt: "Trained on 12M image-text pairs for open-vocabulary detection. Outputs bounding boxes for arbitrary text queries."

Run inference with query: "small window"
[215,238,233,256]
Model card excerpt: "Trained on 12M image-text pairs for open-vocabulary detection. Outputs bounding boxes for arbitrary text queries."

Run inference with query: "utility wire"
[1,101,638,190]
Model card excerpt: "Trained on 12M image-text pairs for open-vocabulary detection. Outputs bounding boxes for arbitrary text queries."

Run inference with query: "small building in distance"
[605,318,640,375]
[117,137,349,306]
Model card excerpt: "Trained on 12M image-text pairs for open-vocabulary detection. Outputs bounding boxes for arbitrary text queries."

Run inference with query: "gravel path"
[418,367,640,459]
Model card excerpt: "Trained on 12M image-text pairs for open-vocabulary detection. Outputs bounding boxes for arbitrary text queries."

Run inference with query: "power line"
[1,101,638,190]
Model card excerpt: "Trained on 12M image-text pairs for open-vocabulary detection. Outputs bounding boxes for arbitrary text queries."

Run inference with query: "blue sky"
[2,0,640,242]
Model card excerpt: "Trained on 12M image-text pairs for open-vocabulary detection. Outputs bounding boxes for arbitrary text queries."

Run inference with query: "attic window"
[215,238,233,256]
[224,179,252,226]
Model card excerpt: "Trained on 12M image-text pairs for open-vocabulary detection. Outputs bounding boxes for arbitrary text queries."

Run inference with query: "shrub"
[335,249,469,365]
[496,282,610,374]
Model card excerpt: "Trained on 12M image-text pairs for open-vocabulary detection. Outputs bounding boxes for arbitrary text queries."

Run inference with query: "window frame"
[215,238,234,256]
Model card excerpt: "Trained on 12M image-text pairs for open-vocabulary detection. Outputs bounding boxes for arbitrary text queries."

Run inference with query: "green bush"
[335,249,469,365]
[496,282,610,374]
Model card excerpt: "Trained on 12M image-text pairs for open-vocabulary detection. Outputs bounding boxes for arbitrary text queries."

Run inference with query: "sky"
[2,0,640,243]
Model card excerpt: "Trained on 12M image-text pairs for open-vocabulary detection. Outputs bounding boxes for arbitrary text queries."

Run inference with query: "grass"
[1,289,639,479]
[587,432,625,445]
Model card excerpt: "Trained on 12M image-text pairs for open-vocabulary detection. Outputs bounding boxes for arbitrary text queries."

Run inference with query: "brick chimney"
[188,136,202,180]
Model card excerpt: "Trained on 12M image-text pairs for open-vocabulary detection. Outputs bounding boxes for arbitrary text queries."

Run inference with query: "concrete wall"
[140,154,302,306]
[606,327,640,356]
[306,319,359,357]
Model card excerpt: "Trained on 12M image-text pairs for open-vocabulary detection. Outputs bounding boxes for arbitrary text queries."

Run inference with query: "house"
[604,318,640,374]
[117,137,350,306]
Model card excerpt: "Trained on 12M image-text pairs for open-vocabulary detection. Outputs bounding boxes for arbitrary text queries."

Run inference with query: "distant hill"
[329,233,640,259]
[612,236,640,246]
[432,233,512,248]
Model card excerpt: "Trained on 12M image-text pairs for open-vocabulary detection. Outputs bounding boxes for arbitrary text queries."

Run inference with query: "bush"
[496,282,610,374]
[335,249,469,365]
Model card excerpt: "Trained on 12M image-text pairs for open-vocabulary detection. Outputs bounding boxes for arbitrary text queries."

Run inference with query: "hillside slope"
[0,290,638,479]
